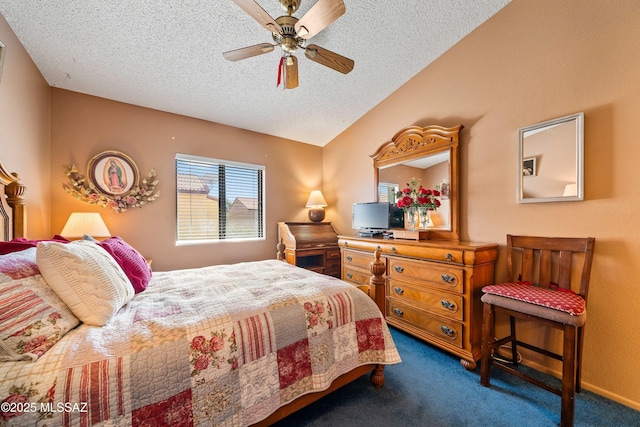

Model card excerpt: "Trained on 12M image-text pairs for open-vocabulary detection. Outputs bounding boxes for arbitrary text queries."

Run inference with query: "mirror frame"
[371,124,462,241]
[517,112,584,203]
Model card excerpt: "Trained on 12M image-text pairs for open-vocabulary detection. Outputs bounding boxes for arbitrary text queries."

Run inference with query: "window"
[176,153,265,243]
[378,182,398,203]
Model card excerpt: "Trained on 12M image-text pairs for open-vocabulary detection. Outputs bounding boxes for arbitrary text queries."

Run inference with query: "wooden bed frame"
[2,160,386,426]
[0,160,26,240]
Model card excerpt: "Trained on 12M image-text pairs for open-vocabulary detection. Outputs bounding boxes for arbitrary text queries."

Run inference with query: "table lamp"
[305,190,327,223]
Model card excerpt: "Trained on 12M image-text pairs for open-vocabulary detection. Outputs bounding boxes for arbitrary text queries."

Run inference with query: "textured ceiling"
[0,0,510,146]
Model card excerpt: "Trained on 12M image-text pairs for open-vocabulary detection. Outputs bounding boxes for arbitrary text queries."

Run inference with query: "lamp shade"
[60,212,111,239]
[305,190,328,208]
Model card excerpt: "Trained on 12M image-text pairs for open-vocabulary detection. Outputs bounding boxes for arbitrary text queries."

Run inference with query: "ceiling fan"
[223,0,354,89]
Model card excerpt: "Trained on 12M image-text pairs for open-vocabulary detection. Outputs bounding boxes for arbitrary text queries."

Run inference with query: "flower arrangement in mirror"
[395,179,441,230]
[64,164,160,213]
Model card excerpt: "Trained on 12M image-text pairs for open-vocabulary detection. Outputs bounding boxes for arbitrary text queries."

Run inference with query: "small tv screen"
[352,202,404,232]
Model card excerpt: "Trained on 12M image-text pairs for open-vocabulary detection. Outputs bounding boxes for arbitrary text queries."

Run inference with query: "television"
[352,202,404,236]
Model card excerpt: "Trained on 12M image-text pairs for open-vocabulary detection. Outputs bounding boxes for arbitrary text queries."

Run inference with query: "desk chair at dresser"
[480,235,595,427]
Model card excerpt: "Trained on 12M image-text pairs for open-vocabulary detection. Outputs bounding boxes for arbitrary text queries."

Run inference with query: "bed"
[0,160,401,426]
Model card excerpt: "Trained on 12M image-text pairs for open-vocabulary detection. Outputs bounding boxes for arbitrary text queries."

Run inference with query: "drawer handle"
[346,255,353,262]
[391,246,397,253]
[440,300,456,311]
[393,287,404,295]
[346,273,353,279]
[440,274,456,284]
[440,326,457,338]
[394,265,404,273]
[393,308,404,317]
[445,253,454,262]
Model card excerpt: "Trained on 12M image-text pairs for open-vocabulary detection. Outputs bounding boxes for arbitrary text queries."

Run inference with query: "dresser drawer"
[342,249,380,269]
[384,243,464,264]
[342,267,371,295]
[388,257,464,293]
[326,248,341,260]
[325,260,341,277]
[387,279,463,321]
[342,266,370,285]
[387,299,463,348]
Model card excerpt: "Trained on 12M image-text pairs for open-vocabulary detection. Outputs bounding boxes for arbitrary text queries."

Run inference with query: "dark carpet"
[272,327,640,426]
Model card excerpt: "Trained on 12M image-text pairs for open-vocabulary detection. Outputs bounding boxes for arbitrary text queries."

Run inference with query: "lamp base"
[308,208,325,223]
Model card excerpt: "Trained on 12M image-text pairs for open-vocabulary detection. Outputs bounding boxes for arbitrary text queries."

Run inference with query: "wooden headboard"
[0,160,26,240]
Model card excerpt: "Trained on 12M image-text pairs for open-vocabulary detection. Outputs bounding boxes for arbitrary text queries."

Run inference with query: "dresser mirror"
[517,112,584,203]
[371,125,462,240]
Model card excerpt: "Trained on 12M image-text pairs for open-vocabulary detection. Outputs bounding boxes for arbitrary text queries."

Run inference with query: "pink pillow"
[0,235,70,255]
[98,237,151,293]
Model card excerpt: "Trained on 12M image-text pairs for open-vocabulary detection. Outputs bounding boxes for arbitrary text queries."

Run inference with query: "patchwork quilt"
[0,259,400,426]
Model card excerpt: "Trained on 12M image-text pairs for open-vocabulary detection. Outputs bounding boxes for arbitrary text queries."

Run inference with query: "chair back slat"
[558,250,573,289]
[506,235,595,300]
[539,249,552,287]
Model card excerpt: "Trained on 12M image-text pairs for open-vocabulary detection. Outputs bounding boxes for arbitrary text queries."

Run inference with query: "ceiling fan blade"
[232,0,282,34]
[285,56,299,89]
[223,43,275,61]
[304,44,354,74]
[294,0,345,39]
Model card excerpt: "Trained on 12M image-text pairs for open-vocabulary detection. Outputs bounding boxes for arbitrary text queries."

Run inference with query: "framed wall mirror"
[372,125,462,240]
[517,112,584,203]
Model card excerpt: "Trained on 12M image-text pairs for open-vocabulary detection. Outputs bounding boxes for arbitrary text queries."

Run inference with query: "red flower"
[46,384,56,402]
[315,303,324,314]
[191,335,207,352]
[303,302,313,311]
[308,314,319,326]
[23,335,47,353]
[1,394,29,419]
[401,196,413,207]
[194,354,210,371]
[210,336,224,352]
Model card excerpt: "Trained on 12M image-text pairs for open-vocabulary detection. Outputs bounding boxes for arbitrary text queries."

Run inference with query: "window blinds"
[176,154,265,242]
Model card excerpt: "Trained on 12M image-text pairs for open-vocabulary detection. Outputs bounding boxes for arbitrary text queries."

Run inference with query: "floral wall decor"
[64,150,159,213]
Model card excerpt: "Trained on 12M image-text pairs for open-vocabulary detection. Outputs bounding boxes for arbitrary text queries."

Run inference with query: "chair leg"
[480,302,494,387]
[575,326,584,393]
[561,325,577,427]
[510,315,518,366]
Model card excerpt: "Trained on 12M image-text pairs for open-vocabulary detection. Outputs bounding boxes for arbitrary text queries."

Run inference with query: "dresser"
[277,222,341,278]
[339,235,498,369]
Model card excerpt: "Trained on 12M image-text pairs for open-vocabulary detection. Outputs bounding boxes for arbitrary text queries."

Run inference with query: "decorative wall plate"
[87,151,139,197]
[64,150,159,213]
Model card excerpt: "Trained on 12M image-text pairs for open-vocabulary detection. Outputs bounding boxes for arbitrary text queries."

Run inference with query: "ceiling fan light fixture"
[224,0,352,87]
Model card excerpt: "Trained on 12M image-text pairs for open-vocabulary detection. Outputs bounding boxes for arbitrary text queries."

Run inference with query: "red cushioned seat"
[482,281,585,316]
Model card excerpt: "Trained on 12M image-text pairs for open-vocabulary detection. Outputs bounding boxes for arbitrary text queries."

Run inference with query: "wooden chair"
[480,235,595,427]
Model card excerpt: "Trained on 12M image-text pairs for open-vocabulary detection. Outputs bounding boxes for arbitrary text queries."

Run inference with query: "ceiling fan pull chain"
[277,56,284,87]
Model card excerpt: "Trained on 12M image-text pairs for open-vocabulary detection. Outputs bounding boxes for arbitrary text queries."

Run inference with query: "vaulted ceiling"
[0,0,510,146]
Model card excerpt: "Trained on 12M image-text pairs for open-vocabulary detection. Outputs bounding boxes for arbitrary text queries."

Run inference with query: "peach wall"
[3,0,640,409]
[324,0,640,408]
[0,14,50,237]
[49,89,323,270]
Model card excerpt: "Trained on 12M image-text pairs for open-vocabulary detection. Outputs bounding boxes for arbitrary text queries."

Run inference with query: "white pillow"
[36,240,134,326]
